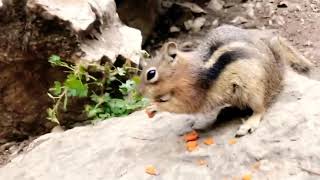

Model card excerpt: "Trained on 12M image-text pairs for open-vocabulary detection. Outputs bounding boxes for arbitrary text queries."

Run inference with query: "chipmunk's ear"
[164,42,178,63]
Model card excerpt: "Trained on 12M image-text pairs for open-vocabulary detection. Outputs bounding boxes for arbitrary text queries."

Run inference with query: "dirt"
[1,0,320,167]
[148,0,320,79]
[0,138,34,167]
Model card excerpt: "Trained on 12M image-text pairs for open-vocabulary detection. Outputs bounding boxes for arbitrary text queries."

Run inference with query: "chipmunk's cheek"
[137,84,145,95]
[141,88,155,99]
[159,93,172,102]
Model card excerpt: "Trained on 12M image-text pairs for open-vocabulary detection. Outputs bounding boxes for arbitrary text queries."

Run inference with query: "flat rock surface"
[1,70,320,179]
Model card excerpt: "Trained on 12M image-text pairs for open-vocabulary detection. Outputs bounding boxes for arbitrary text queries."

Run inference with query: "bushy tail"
[268,36,313,73]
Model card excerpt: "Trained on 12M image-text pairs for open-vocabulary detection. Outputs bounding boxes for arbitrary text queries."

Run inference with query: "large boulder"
[1,70,320,179]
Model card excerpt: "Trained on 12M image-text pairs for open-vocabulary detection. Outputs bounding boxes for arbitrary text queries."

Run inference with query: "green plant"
[47,55,148,124]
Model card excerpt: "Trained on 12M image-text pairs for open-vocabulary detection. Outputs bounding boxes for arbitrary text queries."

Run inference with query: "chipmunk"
[139,25,312,136]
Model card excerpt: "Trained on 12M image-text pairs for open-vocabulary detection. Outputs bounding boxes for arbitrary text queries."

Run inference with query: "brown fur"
[139,49,207,113]
[139,25,312,136]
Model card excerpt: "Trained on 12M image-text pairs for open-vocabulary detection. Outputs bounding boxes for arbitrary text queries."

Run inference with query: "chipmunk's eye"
[146,67,158,83]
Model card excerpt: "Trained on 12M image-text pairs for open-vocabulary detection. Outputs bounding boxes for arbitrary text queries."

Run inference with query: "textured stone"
[27,0,143,64]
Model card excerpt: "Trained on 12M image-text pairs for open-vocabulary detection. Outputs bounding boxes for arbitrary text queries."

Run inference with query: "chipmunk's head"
[139,42,205,113]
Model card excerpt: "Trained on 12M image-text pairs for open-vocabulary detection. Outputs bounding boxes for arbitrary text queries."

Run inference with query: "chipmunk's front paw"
[235,120,260,137]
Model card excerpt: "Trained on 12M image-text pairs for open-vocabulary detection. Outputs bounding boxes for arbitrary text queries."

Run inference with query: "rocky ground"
[1,0,320,179]
[148,0,320,79]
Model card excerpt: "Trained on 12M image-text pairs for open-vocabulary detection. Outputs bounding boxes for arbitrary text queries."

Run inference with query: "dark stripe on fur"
[199,41,223,62]
[199,49,247,89]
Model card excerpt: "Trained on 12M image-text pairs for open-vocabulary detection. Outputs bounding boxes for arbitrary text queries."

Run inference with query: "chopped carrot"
[228,138,237,145]
[197,159,207,166]
[203,137,215,145]
[242,173,252,180]
[186,140,198,151]
[183,130,199,142]
[145,165,157,175]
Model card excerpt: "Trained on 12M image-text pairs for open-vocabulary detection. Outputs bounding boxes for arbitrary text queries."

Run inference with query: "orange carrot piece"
[145,165,158,175]
[184,130,199,142]
[186,140,198,152]
[197,159,207,166]
[203,137,215,145]
[242,173,252,180]
[228,138,237,145]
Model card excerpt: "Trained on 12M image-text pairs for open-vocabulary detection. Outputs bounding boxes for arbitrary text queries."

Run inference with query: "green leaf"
[78,65,86,75]
[50,81,62,95]
[109,76,116,82]
[116,67,126,76]
[49,55,62,66]
[126,97,149,111]
[90,94,100,103]
[119,80,135,95]
[90,93,110,104]
[137,97,150,107]
[108,98,127,116]
[64,74,88,97]
[98,113,111,119]
[102,93,111,102]
[88,108,103,118]
[85,105,102,118]
[126,103,140,111]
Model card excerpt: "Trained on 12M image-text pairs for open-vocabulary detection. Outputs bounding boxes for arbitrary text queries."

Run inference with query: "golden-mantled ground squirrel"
[139,25,312,136]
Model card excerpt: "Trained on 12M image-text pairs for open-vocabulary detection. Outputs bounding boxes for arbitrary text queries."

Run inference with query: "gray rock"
[231,16,249,25]
[1,70,320,179]
[27,0,142,64]
[175,2,207,14]
[169,26,181,33]
[243,2,255,19]
[184,17,207,32]
[207,0,224,11]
